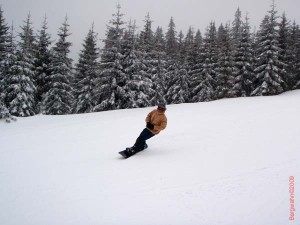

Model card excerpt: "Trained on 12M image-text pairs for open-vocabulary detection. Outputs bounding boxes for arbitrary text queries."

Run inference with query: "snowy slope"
[1,91,300,225]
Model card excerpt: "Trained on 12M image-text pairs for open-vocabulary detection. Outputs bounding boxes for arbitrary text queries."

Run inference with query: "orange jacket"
[145,109,167,135]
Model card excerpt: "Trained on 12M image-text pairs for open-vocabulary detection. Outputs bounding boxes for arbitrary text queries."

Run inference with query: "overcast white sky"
[1,0,300,61]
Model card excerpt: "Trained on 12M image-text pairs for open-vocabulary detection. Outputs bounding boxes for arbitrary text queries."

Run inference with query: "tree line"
[0,3,300,121]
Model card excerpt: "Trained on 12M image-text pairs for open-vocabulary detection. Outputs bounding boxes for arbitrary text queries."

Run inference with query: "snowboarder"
[119,103,168,158]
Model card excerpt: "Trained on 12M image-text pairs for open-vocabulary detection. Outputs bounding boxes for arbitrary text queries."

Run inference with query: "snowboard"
[119,149,134,159]
[119,146,148,159]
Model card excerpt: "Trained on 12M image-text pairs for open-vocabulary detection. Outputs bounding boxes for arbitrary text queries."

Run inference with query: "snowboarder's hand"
[147,122,154,130]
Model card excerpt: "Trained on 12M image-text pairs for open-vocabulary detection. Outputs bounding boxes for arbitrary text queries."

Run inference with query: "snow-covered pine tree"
[165,18,182,103]
[0,6,8,92]
[120,20,141,108]
[35,16,52,107]
[292,23,300,89]
[0,6,9,82]
[153,26,165,53]
[188,29,204,103]
[5,44,36,118]
[135,14,155,106]
[216,23,235,99]
[188,29,202,67]
[93,4,128,111]
[184,27,197,101]
[0,6,13,122]
[150,36,167,106]
[184,27,195,70]
[252,2,285,96]
[0,100,10,121]
[122,20,152,108]
[231,7,243,52]
[177,30,185,63]
[251,27,259,60]
[232,15,255,97]
[138,13,154,53]
[165,17,177,59]
[194,29,203,48]
[74,25,99,113]
[18,13,37,83]
[138,13,166,106]
[164,56,176,104]
[165,62,189,104]
[193,22,218,102]
[2,24,18,122]
[5,14,37,117]
[277,13,290,91]
[165,23,189,104]
[287,21,300,90]
[44,17,74,115]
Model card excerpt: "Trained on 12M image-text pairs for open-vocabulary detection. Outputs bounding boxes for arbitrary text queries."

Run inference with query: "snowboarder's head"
[157,103,166,112]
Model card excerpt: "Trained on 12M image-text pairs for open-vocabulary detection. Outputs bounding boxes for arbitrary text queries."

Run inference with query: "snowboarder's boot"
[119,145,148,159]
[119,147,136,158]
[143,143,148,150]
[125,147,135,155]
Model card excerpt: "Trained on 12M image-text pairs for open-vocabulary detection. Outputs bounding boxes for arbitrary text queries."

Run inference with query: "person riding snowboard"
[127,103,167,154]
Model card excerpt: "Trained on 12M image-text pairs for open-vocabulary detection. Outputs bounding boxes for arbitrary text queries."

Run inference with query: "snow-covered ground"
[1,91,300,225]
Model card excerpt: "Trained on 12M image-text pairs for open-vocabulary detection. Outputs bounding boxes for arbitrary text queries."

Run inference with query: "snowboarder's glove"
[147,122,154,130]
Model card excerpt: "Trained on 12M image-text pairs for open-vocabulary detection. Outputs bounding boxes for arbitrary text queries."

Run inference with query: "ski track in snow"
[0,90,300,225]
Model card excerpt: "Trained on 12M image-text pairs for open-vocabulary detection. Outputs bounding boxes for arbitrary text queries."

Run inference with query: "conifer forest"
[0,3,300,121]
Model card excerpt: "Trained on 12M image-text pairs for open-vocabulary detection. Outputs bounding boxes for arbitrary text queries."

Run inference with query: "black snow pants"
[133,128,155,151]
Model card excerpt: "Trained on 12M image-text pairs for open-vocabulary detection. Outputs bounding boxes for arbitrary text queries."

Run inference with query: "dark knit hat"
[157,103,166,110]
